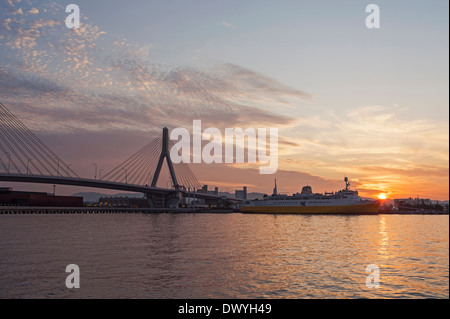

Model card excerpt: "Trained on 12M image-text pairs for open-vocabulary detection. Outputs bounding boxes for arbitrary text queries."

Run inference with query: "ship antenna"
[344,177,350,191]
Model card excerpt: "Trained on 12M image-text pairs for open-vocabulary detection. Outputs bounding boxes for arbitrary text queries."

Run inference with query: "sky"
[0,0,449,200]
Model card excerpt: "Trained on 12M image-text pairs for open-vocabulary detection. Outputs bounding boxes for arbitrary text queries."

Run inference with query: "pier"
[0,206,235,215]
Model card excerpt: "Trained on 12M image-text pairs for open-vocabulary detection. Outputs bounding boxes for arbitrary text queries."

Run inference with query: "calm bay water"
[0,213,448,299]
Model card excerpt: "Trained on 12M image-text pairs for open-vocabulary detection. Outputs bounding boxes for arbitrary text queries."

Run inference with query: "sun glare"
[378,194,387,200]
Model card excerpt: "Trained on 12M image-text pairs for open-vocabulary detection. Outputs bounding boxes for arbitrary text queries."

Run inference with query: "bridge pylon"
[151,127,179,189]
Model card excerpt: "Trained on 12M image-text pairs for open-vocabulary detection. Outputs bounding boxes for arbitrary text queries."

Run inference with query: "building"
[0,187,83,207]
[98,196,150,208]
[196,185,219,196]
[394,197,433,208]
[207,186,219,196]
[394,197,448,213]
[235,187,248,200]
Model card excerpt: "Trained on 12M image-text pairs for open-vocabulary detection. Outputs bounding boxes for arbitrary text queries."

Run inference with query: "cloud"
[277,104,449,199]
[189,162,342,194]
[356,164,449,179]
[27,8,39,15]
[287,105,448,159]
[224,63,313,103]
[0,68,67,95]
[221,20,237,29]
[0,64,300,134]
[0,1,311,134]
[1,1,312,136]
[1,0,447,199]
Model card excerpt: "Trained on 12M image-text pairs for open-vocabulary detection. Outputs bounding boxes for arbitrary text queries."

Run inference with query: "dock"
[0,206,235,215]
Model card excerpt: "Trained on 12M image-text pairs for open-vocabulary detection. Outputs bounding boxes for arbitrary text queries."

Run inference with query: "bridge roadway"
[0,173,231,201]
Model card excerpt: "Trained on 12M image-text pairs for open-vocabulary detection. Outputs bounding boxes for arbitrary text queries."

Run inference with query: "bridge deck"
[0,173,239,202]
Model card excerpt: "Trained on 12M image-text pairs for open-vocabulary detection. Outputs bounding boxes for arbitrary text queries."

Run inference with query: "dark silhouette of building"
[98,196,150,208]
[0,187,83,207]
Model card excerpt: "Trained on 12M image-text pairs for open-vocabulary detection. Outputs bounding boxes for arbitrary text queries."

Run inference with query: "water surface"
[0,213,448,298]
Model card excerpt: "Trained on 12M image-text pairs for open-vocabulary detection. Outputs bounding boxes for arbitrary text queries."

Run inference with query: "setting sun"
[378,194,387,200]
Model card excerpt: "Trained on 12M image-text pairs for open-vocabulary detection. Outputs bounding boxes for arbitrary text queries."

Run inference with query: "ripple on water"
[0,214,448,298]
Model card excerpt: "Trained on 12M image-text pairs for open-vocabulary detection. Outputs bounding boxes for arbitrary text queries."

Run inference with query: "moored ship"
[241,177,380,214]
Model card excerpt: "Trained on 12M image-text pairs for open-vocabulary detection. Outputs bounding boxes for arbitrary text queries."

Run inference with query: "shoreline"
[0,206,447,215]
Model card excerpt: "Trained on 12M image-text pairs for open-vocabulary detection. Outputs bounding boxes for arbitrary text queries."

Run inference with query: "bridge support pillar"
[146,191,182,209]
[151,127,179,189]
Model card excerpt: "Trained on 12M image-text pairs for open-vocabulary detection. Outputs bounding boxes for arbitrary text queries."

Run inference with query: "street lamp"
[92,163,97,180]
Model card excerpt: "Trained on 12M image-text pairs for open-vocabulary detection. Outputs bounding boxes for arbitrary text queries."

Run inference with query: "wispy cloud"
[278,104,449,198]
[1,0,448,199]
[0,0,314,186]
[0,1,312,134]
[27,8,39,15]
[221,20,237,29]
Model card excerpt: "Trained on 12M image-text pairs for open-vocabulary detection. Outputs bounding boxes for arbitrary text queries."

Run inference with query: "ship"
[240,177,380,214]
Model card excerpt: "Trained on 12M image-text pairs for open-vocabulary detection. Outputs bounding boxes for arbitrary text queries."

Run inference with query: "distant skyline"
[0,0,448,199]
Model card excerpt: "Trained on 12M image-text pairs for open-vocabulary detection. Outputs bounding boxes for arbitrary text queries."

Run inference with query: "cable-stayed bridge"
[0,102,235,208]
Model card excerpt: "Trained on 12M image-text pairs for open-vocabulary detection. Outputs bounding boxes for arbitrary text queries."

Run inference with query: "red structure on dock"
[0,187,83,207]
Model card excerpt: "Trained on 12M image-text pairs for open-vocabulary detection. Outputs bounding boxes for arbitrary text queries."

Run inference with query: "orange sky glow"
[0,1,448,201]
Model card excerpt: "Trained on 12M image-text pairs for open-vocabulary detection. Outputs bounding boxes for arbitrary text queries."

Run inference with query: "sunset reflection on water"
[0,213,448,298]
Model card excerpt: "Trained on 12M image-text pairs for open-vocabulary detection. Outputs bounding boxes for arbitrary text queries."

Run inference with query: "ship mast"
[273,178,278,196]
[344,177,350,191]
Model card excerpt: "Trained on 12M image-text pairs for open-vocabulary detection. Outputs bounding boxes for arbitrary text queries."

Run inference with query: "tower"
[151,127,179,189]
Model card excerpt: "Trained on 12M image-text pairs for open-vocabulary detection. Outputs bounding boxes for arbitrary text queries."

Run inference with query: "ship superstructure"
[241,177,380,214]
